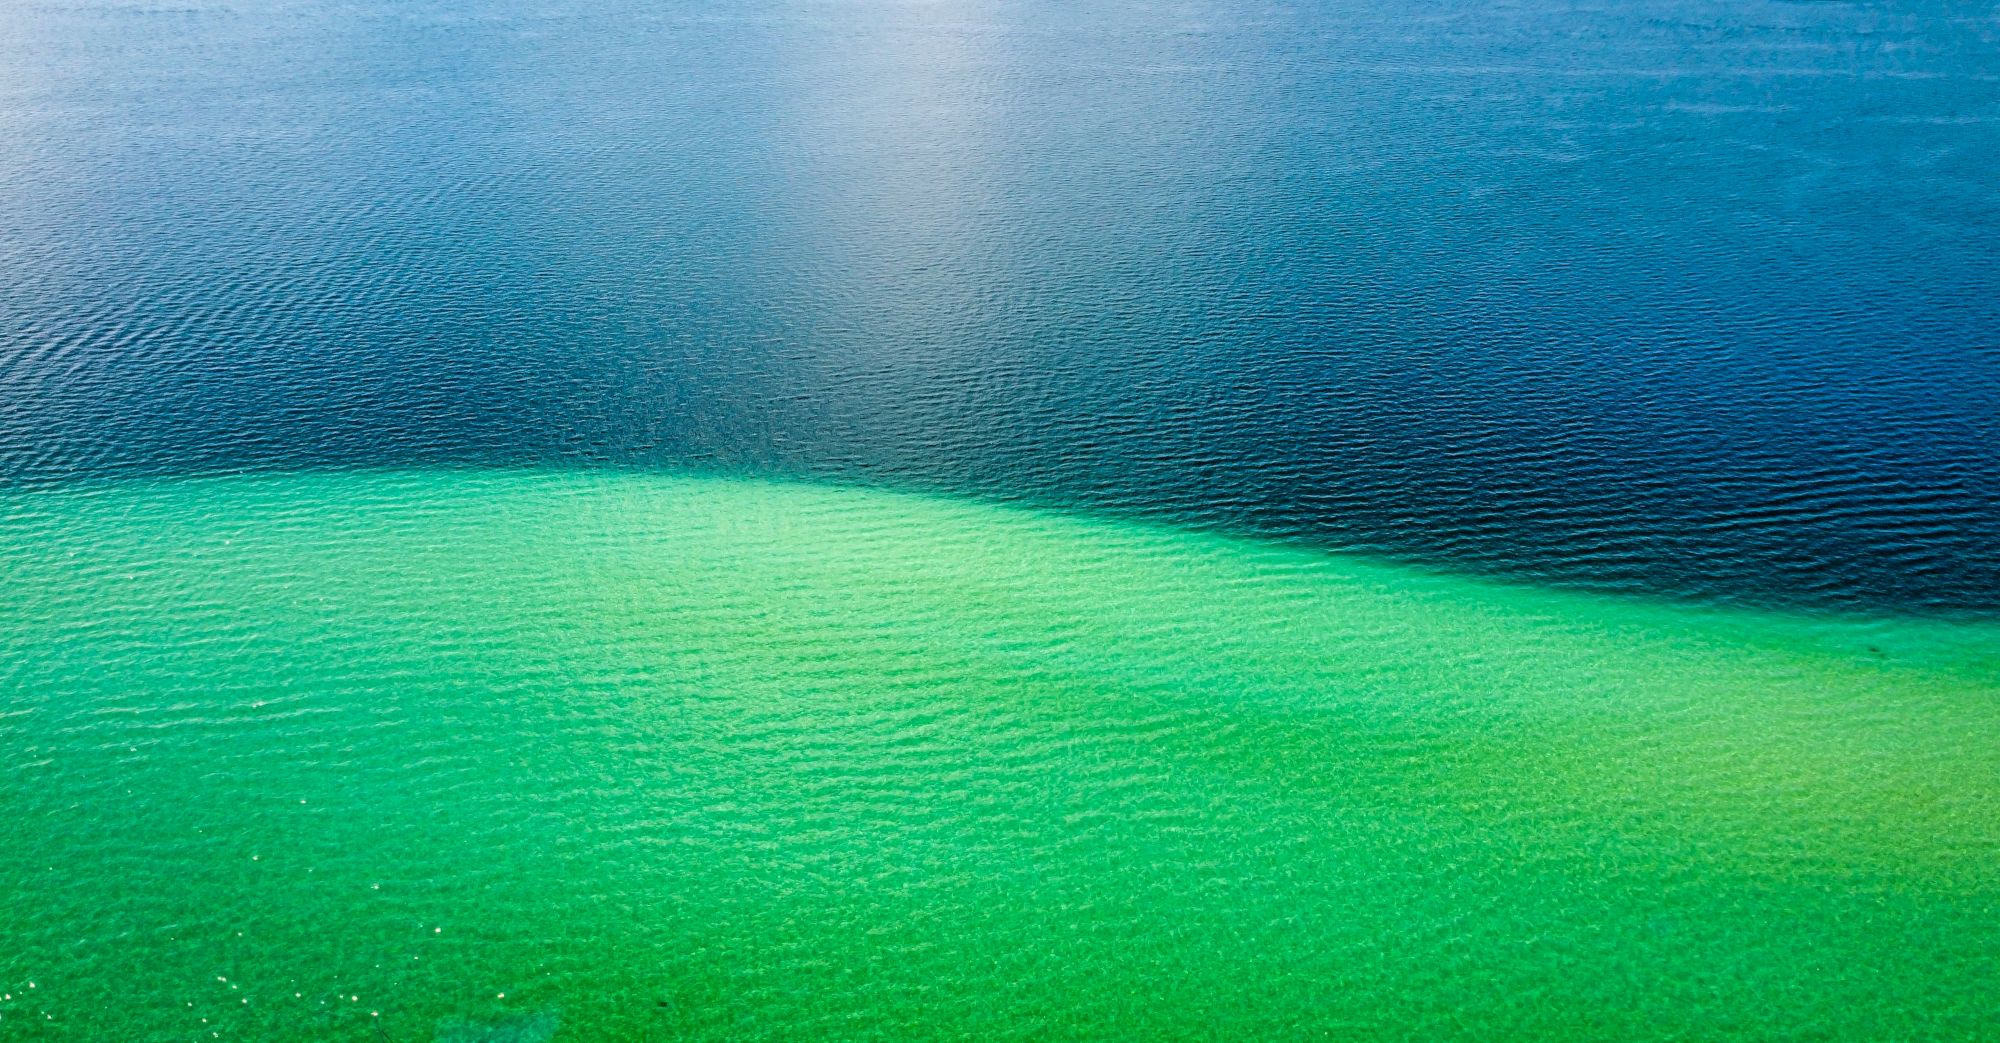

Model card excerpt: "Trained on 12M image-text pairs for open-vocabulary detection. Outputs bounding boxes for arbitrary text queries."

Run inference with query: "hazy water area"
[3,0,1999,1040]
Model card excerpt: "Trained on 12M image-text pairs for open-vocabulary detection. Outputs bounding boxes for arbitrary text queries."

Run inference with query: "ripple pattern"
[0,0,1996,608]
[2,469,1997,1040]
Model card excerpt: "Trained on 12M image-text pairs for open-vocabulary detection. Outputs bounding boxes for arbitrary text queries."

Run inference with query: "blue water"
[5,3,2000,1040]
[1,0,1996,608]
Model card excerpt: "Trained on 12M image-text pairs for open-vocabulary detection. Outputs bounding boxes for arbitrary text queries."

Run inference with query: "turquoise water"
[4,0,1999,1037]
[4,470,1996,1040]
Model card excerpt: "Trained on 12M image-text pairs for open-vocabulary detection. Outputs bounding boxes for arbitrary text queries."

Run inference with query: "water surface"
[4,469,1997,1040]
[1,0,1996,606]
[2,0,1999,1038]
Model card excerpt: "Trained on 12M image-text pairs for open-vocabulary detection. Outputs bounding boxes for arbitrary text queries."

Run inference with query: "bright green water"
[3,469,1997,1041]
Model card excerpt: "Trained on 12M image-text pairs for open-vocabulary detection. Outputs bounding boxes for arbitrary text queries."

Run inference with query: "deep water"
[0,0,1996,609]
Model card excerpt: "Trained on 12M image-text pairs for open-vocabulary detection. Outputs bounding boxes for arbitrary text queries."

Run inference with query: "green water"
[3,469,1997,1041]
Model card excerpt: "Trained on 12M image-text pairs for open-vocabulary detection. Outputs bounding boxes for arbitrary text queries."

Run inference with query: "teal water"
[4,470,1997,1040]
[4,0,1999,1035]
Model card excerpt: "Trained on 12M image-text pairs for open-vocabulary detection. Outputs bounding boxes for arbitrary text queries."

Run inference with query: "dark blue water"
[2,0,1996,610]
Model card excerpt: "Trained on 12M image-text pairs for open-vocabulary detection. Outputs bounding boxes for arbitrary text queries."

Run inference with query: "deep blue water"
[1,0,1996,610]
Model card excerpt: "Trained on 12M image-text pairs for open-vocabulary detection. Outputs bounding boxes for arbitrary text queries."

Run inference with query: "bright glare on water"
[1,0,1997,1039]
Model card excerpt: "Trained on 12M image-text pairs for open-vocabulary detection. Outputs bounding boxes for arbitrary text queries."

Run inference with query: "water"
[5,469,1998,1040]
[2,0,1998,1039]
[3,0,1997,608]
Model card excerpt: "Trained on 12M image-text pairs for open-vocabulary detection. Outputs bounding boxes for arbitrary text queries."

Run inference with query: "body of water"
[2,0,1997,1039]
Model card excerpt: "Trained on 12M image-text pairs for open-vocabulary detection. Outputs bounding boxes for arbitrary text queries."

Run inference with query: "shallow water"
[4,469,1998,1040]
